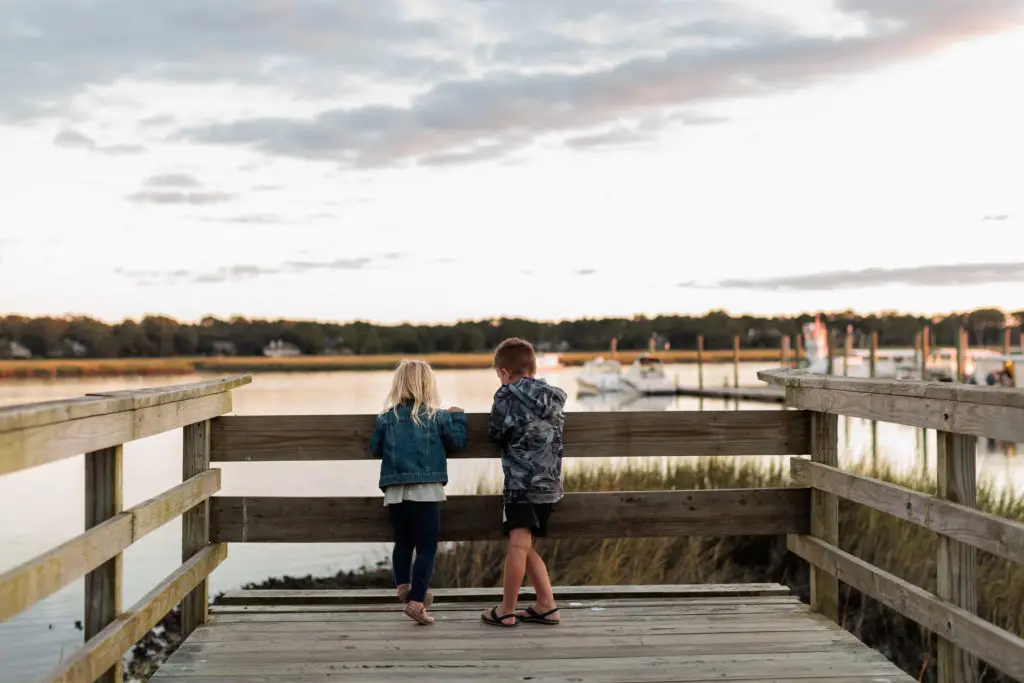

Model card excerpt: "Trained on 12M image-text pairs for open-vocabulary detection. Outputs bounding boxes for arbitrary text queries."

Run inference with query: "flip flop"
[481,606,518,628]
[404,603,435,625]
[396,585,433,608]
[517,605,560,625]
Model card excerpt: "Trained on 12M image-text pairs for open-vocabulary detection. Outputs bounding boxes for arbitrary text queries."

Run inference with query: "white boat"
[972,353,1022,387]
[575,356,624,396]
[535,353,562,375]
[800,320,925,379]
[620,355,677,395]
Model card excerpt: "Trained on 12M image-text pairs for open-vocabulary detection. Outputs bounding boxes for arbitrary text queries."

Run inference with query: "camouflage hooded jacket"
[488,377,567,504]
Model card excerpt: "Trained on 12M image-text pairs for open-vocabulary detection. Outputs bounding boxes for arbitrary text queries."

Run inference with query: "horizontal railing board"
[209,410,811,462]
[780,384,1024,442]
[0,470,221,622]
[210,489,810,543]
[2,392,232,477]
[217,584,791,605]
[760,368,1024,410]
[0,375,250,434]
[789,535,1024,681]
[37,543,227,683]
[791,459,1024,565]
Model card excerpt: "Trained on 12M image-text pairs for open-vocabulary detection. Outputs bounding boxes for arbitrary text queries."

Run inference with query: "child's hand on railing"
[447,406,464,413]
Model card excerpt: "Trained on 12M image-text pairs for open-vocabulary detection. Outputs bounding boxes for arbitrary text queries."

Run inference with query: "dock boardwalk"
[152,586,914,683]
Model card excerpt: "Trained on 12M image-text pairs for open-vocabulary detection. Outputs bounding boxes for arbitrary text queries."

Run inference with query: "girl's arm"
[369,415,386,458]
[439,409,469,452]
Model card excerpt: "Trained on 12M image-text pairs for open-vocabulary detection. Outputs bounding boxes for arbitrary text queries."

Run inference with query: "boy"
[481,337,566,628]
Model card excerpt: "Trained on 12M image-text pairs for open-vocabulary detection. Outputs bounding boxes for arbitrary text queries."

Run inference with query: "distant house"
[0,339,31,359]
[263,339,301,357]
[212,341,238,356]
[58,339,88,357]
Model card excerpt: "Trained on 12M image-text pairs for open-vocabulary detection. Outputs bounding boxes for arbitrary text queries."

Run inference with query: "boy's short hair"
[494,337,536,376]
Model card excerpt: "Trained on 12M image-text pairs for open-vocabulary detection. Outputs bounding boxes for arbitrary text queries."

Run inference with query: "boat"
[575,356,624,396]
[972,353,1022,387]
[535,353,562,375]
[620,355,677,395]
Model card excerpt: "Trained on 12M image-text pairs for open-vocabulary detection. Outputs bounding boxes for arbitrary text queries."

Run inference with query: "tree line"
[0,308,1020,359]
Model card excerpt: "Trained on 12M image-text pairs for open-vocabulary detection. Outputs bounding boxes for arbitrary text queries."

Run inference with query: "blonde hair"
[382,359,441,425]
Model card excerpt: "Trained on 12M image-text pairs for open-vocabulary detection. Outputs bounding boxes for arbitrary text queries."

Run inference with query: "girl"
[370,360,468,625]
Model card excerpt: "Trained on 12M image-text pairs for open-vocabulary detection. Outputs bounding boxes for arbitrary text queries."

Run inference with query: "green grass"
[247,459,1024,682]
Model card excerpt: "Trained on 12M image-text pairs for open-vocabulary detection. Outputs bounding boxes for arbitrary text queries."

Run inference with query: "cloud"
[145,173,203,188]
[116,254,405,284]
[697,262,1024,291]
[575,268,598,276]
[127,190,234,205]
[53,128,147,155]
[564,128,649,150]
[178,1,1024,167]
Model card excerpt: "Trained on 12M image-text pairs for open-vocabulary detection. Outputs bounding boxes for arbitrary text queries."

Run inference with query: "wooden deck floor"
[153,585,913,683]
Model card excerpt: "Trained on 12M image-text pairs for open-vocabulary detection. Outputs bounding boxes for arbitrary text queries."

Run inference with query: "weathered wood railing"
[0,376,251,683]
[760,368,1024,683]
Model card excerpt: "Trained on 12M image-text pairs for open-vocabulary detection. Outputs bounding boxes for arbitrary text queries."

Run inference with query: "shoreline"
[0,349,784,379]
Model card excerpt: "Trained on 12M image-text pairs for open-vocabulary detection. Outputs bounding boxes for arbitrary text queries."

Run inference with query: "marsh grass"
[251,458,1024,682]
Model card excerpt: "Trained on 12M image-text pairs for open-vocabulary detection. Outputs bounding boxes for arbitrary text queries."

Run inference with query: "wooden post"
[826,328,836,376]
[182,420,212,639]
[936,431,979,683]
[809,412,839,622]
[85,445,123,683]
[956,327,967,383]
[1004,327,1012,357]
[696,335,704,391]
[781,335,791,367]
[870,331,879,466]
[842,324,852,376]
[732,335,740,388]
[795,334,804,369]
[921,326,931,381]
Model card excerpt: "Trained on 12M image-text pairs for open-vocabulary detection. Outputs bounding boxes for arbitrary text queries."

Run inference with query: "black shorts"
[502,502,554,537]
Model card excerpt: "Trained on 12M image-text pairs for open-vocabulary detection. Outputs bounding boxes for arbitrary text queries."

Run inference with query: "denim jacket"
[370,404,469,490]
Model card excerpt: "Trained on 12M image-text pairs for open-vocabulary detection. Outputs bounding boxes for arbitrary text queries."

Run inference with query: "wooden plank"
[211,488,810,542]
[209,410,811,462]
[217,584,792,605]
[789,535,1024,681]
[776,384,1024,442]
[1,392,232,477]
[790,460,1024,565]
[936,431,978,683]
[758,368,1024,409]
[181,420,212,640]
[0,470,220,622]
[84,445,123,683]
[807,413,838,622]
[0,376,249,433]
[39,543,227,683]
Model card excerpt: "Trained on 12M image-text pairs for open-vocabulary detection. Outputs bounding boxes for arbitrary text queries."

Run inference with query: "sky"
[1,0,1024,324]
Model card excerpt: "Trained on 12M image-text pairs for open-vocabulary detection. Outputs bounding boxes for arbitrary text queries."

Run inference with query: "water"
[1,364,1021,680]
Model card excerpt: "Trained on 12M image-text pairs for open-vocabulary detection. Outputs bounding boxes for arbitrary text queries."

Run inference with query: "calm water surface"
[1,364,1021,680]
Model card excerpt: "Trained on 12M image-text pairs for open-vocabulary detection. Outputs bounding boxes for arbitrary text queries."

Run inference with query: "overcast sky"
[2,0,1023,324]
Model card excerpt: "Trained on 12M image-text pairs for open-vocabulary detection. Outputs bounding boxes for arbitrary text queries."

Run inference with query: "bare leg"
[519,548,559,620]
[482,528,531,625]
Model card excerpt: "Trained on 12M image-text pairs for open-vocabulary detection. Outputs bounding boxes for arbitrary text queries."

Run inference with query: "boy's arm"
[439,409,469,451]
[488,393,512,444]
[369,415,386,458]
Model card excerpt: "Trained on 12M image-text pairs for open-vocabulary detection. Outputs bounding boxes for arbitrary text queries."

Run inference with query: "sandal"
[396,584,433,608]
[517,605,560,625]
[404,602,435,625]
[481,606,518,628]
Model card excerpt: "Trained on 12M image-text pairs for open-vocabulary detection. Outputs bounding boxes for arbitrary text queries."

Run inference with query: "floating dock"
[673,384,786,403]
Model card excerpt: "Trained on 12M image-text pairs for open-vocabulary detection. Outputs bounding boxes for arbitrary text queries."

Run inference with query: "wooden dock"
[673,384,785,403]
[153,586,915,682]
[3,370,1024,683]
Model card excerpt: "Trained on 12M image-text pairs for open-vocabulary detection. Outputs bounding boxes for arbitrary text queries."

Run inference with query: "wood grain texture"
[0,375,249,433]
[789,535,1024,682]
[807,413,839,623]
[777,384,1024,442]
[182,420,212,640]
[790,459,1024,565]
[38,543,227,683]
[210,489,811,543]
[0,470,220,622]
[216,584,792,605]
[209,410,811,462]
[759,368,1024,409]
[936,431,979,683]
[84,445,123,683]
[1,392,232,477]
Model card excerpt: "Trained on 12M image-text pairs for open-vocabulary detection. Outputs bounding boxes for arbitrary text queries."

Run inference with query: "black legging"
[388,501,440,603]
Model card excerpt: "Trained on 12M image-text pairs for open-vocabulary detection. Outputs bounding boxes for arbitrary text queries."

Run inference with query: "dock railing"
[760,368,1024,683]
[0,376,251,683]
